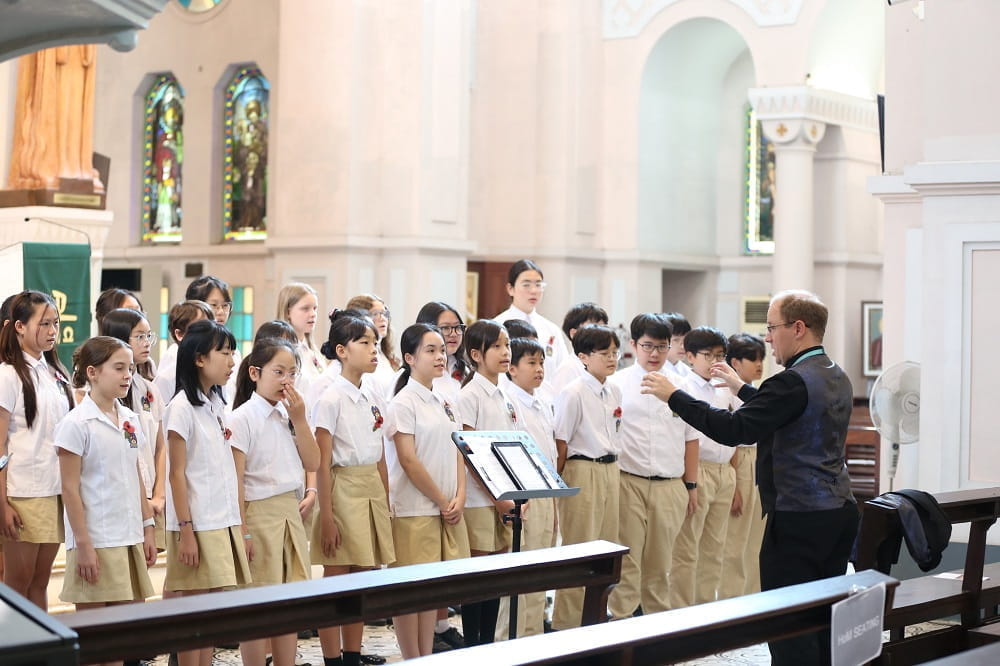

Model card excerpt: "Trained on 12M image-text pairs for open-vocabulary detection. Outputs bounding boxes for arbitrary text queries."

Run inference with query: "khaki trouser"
[494,496,557,640]
[668,459,736,608]
[552,459,620,630]
[608,472,688,618]
[720,447,767,597]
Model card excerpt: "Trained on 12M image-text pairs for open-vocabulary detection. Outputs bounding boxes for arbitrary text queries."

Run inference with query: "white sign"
[830,582,886,666]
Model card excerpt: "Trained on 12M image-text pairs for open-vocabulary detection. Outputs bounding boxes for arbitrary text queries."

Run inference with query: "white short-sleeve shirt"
[609,364,699,478]
[458,373,518,508]
[495,305,570,382]
[506,382,558,464]
[554,372,623,459]
[305,358,342,416]
[681,373,739,464]
[228,392,306,502]
[385,378,461,518]
[0,353,72,497]
[663,359,693,382]
[54,396,145,549]
[313,375,386,468]
[164,389,241,531]
[550,357,587,394]
[295,341,326,398]
[153,344,178,403]
[128,372,164,498]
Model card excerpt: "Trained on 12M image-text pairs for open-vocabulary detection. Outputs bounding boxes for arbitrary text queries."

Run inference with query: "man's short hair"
[663,312,691,337]
[772,290,828,340]
[630,313,672,341]
[572,324,619,356]
[727,332,765,363]
[683,326,728,355]
[562,302,609,338]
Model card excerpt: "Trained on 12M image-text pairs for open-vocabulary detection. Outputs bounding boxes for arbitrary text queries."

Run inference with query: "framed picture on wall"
[862,301,883,377]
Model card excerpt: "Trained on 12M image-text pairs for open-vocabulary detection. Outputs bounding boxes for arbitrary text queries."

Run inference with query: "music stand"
[452,430,578,640]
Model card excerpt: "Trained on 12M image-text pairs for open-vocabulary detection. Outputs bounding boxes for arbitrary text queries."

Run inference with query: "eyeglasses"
[130,332,158,345]
[697,351,727,362]
[516,280,547,290]
[765,322,794,333]
[254,366,299,381]
[590,349,622,361]
[208,302,233,314]
[636,342,670,354]
[438,324,466,336]
[368,309,390,321]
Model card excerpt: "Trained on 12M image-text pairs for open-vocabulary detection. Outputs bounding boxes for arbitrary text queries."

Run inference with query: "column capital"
[748,86,878,143]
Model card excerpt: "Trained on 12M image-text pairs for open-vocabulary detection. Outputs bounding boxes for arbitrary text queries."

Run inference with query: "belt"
[568,453,618,464]
[622,470,677,482]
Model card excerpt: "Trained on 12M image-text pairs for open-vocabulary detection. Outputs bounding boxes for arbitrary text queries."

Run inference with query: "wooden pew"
[853,487,1000,664]
[846,398,880,503]
[413,570,898,665]
[63,540,626,665]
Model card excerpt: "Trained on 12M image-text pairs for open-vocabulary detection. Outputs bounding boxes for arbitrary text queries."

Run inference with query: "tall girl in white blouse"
[312,311,395,666]
[276,282,325,393]
[230,337,319,666]
[0,290,75,608]
[164,319,249,666]
[386,323,470,659]
[57,336,157,613]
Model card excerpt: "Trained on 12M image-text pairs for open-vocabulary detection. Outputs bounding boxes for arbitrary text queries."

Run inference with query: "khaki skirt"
[61,543,154,604]
[245,491,310,586]
[465,505,511,553]
[390,514,470,567]
[2,496,63,544]
[311,465,395,568]
[164,525,252,592]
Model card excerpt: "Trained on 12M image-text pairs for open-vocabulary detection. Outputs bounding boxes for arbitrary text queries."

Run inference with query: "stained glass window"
[223,66,270,241]
[227,286,255,356]
[158,286,170,360]
[744,105,775,255]
[143,75,184,244]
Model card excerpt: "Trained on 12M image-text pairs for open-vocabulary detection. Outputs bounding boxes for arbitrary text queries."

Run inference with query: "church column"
[749,87,827,292]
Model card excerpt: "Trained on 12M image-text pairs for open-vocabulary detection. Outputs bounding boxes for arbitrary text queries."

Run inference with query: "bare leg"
[239,639,268,666]
[393,613,421,660]
[417,610,437,656]
[175,589,210,666]
[318,565,351,659]
[269,633,299,666]
[29,543,59,609]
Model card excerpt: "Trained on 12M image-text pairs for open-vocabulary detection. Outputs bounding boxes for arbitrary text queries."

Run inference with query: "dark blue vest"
[757,352,855,514]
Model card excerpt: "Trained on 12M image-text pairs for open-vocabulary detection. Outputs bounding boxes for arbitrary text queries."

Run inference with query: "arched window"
[744,105,775,255]
[223,66,270,241]
[142,74,184,243]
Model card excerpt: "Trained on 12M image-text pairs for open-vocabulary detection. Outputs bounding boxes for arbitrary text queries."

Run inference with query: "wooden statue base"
[0,179,105,210]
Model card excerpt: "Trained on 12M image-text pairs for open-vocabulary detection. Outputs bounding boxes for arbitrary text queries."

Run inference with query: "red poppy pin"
[141,390,153,411]
[443,401,456,423]
[451,368,463,383]
[217,416,232,441]
[613,406,622,433]
[507,401,517,424]
[313,354,321,370]
[546,336,555,357]
[122,421,138,448]
[372,405,384,432]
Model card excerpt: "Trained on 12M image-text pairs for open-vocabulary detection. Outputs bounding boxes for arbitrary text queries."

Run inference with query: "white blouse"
[228,392,306,502]
[313,375,386,468]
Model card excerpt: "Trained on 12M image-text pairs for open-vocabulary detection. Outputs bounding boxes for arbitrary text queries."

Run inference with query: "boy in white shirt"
[669,326,739,608]
[553,325,623,629]
[608,314,699,619]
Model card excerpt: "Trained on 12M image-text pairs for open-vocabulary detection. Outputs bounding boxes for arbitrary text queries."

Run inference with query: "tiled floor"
[145,618,955,664]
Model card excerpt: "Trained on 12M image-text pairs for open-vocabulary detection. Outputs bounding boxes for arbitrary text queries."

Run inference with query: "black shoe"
[297,628,318,639]
[364,617,390,627]
[543,620,555,634]
[435,626,465,650]
[432,634,454,653]
[359,654,386,665]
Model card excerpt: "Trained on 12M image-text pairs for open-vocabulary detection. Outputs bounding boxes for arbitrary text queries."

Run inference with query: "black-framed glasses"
[636,341,670,354]
[438,324,466,336]
[696,351,727,362]
[765,322,795,333]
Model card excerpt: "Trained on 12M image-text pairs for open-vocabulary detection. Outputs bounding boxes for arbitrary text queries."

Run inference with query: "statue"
[233,98,267,231]
[6,45,104,198]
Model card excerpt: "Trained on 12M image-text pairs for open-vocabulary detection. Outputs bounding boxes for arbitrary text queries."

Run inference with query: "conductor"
[640,290,858,666]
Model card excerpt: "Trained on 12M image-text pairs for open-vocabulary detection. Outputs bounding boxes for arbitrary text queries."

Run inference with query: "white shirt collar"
[246,390,289,420]
[688,372,713,390]
[333,374,365,404]
[23,351,46,370]
[76,394,138,428]
[580,370,606,396]
[508,304,533,320]
[506,381,540,409]
[470,371,502,397]
[406,376,439,403]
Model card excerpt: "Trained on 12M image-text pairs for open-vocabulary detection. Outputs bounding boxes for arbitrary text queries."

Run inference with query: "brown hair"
[71,336,131,389]
[0,291,74,428]
[276,282,321,352]
[168,300,213,343]
[346,293,400,371]
[772,290,829,340]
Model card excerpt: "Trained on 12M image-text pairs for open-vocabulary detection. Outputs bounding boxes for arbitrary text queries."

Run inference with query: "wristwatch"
[0,453,9,472]
[684,480,697,490]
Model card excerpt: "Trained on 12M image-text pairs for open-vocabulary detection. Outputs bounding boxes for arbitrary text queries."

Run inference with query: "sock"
[341,652,361,666]
[479,597,501,645]
[435,619,451,634]
[461,601,482,646]
[323,657,344,666]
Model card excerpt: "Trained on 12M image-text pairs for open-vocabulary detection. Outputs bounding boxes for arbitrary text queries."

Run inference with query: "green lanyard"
[790,348,824,367]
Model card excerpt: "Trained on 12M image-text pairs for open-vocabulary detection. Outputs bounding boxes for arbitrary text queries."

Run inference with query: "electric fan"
[869,361,920,490]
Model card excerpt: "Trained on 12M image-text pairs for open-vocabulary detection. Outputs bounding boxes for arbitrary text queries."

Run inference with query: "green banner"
[21,242,91,371]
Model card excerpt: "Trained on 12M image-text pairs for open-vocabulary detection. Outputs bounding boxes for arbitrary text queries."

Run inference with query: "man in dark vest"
[641,290,857,665]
